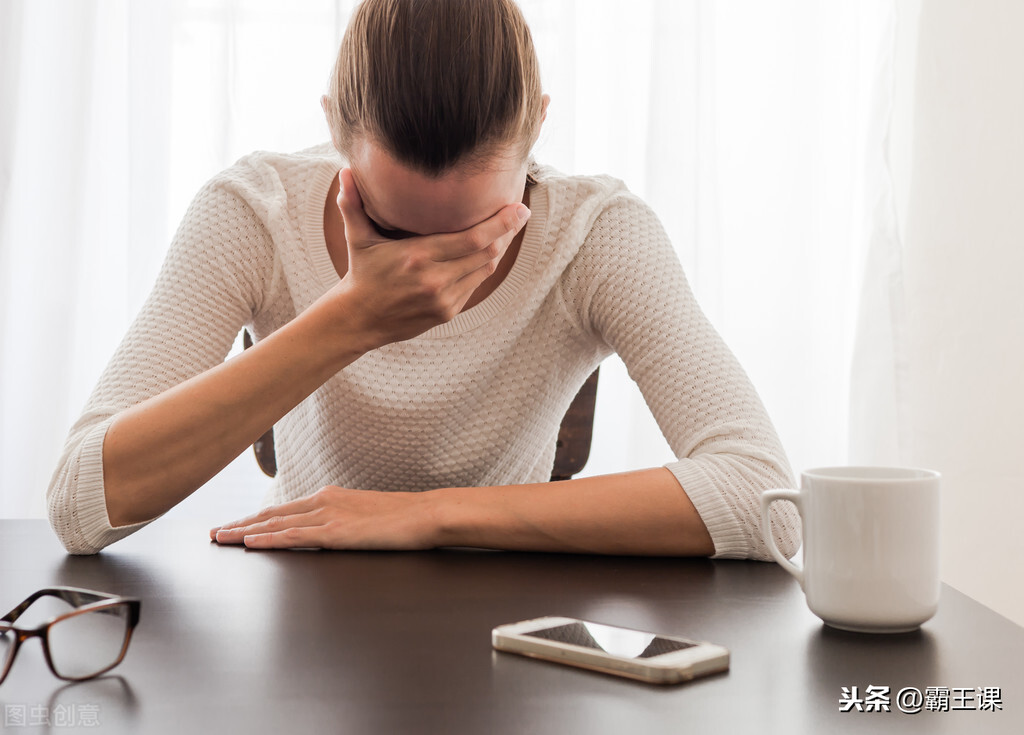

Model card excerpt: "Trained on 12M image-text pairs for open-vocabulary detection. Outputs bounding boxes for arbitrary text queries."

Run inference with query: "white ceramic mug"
[761,466,941,633]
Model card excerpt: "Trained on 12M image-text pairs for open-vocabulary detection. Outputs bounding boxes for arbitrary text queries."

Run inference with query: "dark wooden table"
[0,519,1020,733]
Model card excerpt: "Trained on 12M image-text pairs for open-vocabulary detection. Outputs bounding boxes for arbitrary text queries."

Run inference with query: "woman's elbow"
[46,512,103,555]
[45,491,104,555]
[46,474,106,556]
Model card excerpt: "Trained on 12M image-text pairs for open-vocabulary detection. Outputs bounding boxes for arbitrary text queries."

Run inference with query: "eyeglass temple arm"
[0,588,115,625]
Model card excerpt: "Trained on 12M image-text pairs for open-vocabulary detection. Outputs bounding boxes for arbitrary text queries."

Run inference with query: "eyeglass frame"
[0,586,141,685]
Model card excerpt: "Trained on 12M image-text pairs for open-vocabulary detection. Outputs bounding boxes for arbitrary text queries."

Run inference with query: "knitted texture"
[48,143,801,559]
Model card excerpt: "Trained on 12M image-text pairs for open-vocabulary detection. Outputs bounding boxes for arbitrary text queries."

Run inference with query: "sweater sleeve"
[568,193,801,560]
[47,174,277,554]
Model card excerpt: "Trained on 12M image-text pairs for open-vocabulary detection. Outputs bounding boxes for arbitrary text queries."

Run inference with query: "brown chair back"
[243,330,599,482]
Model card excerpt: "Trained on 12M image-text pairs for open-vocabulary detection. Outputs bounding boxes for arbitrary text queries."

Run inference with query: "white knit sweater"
[48,143,801,559]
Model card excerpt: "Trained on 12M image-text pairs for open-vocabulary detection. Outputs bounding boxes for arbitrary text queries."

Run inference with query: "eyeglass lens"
[46,604,131,679]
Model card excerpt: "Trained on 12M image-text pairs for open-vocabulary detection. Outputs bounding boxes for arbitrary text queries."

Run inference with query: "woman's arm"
[567,193,800,560]
[432,468,715,555]
[47,171,276,553]
[101,291,370,528]
[210,468,714,555]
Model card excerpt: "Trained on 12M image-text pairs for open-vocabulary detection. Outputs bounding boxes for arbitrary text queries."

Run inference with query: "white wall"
[891,0,1024,625]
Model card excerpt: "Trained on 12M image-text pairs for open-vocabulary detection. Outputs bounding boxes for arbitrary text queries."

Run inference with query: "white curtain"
[0,0,897,523]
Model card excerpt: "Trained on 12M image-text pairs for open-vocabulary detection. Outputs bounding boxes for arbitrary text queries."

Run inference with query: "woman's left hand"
[209,486,440,550]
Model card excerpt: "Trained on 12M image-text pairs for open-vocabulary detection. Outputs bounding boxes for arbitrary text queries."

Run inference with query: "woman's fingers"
[240,525,328,549]
[212,509,324,545]
[446,222,521,280]
[430,203,530,262]
[210,493,322,539]
[420,204,529,315]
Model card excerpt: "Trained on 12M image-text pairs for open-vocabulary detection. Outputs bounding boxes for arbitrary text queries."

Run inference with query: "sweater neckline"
[303,158,549,339]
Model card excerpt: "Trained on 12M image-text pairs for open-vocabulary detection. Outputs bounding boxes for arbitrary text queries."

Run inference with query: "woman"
[48,0,800,559]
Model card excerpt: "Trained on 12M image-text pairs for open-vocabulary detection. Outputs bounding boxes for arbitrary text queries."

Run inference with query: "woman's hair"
[324,0,543,182]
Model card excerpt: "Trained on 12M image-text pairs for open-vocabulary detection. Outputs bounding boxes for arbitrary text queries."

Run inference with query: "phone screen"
[523,621,697,659]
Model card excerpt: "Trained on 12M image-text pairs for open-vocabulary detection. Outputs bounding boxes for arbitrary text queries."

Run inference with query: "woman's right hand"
[331,167,530,347]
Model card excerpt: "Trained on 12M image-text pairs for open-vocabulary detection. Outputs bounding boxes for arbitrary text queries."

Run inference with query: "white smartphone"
[492,616,729,685]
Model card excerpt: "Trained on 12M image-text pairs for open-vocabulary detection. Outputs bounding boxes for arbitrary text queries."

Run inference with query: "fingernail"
[515,204,531,223]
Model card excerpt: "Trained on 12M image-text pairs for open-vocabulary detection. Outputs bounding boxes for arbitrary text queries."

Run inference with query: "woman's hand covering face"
[331,167,530,347]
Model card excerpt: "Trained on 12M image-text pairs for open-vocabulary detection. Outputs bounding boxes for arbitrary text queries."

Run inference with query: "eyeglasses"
[0,587,141,685]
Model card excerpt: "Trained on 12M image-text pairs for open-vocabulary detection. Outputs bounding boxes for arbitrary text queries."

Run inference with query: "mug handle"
[760,489,804,587]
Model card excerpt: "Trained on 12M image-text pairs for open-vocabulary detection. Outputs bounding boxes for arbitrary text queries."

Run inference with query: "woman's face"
[346,137,528,239]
